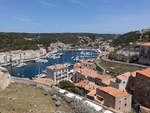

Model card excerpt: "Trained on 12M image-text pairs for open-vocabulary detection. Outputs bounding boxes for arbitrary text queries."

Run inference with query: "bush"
[58,80,81,95]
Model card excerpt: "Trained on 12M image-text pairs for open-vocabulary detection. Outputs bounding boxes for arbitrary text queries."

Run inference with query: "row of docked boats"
[11,61,27,68]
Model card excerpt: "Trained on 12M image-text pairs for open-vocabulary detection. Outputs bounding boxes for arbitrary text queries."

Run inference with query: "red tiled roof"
[73,68,110,80]
[87,90,96,97]
[97,86,131,97]
[117,72,131,80]
[34,78,56,85]
[47,64,67,70]
[75,80,99,92]
[136,68,150,78]
[102,78,116,85]
[140,42,150,46]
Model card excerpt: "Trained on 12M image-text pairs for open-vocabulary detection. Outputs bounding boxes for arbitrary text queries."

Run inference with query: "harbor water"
[5,50,98,78]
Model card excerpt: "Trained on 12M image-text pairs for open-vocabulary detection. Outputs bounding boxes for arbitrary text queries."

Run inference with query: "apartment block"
[46,64,69,83]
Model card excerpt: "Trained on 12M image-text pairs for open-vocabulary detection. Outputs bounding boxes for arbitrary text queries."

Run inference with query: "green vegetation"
[96,58,143,77]
[0,32,116,51]
[111,31,140,48]
[58,80,81,95]
[0,33,38,51]
[111,30,150,48]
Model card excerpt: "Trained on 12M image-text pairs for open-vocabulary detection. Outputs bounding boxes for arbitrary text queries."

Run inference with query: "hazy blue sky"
[0,0,150,33]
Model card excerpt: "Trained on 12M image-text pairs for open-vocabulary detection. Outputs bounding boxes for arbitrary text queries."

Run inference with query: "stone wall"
[11,77,52,92]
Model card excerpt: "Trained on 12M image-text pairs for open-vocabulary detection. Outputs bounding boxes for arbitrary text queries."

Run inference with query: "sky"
[0,0,150,34]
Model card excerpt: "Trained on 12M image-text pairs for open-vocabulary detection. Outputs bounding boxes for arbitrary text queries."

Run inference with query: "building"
[139,42,150,65]
[46,64,69,83]
[0,48,47,65]
[140,106,150,113]
[96,86,132,112]
[128,68,150,109]
[71,68,112,86]
[75,80,98,96]
[110,72,131,91]
[74,59,96,70]
[0,52,7,64]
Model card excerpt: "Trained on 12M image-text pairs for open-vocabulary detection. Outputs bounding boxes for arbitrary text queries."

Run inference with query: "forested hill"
[111,28,150,48]
[0,32,117,51]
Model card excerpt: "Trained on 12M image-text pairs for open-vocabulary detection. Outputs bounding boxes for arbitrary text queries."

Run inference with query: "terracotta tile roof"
[74,60,95,67]
[102,78,116,85]
[117,72,131,80]
[136,68,150,78]
[87,90,96,97]
[97,86,131,97]
[47,64,67,70]
[10,50,23,54]
[75,80,99,92]
[82,61,95,65]
[140,106,150,111]
[34,78,56,85]
[73,68,110,80]
[140,42,150,46]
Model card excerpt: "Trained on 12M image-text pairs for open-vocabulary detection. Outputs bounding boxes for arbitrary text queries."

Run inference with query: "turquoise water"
[6,50,98,78]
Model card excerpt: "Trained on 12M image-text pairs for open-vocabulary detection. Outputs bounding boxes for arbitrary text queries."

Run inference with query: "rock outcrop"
[0,67,11,90]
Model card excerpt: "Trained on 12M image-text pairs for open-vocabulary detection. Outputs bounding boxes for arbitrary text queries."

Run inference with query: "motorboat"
[11,61,19,66]
[36,73,47,78]
[16,63,27,68]
[36,59,48,63]
[64,63,71,67]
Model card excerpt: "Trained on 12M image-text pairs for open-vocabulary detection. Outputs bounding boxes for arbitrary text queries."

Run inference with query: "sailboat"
[35,61,47,78]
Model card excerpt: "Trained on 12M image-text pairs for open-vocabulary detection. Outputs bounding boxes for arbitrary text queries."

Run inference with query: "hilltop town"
[0,29,150,113]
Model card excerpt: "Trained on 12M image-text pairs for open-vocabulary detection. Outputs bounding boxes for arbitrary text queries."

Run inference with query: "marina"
[5,50,98,78]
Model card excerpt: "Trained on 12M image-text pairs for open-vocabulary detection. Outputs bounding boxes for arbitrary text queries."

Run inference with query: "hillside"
[111,28,150,48]
[0,32,117,51]
[0,83,72,113]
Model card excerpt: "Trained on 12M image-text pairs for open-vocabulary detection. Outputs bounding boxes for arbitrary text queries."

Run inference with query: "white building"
[0,48,47,65]
[46,64,69,83]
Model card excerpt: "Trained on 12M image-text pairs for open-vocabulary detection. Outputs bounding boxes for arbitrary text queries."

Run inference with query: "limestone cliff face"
[0,67,11,90]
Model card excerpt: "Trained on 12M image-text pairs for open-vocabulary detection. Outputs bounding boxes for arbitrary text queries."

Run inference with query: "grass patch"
[96,58,144,77]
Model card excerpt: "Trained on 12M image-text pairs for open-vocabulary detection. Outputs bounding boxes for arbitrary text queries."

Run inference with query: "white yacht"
[64,63,71,67]
[36,73,47,78]
[16,63,27,68]
[36,59,48,63]
[11,61,19,66]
